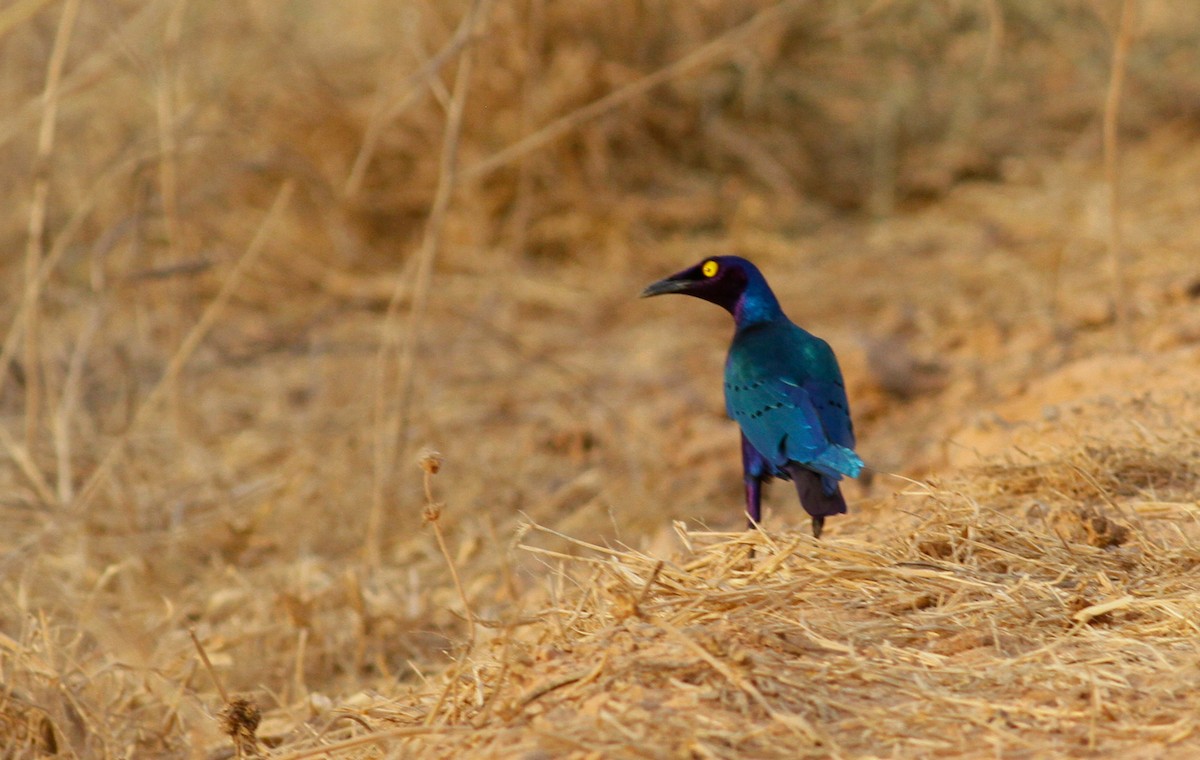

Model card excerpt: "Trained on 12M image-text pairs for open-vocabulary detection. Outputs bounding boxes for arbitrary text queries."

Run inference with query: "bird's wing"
[803,377,856,450]
[725,373,862,479]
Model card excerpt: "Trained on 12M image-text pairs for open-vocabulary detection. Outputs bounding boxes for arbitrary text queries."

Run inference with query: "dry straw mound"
[1,1,1200,757]
[273,395,1200,759]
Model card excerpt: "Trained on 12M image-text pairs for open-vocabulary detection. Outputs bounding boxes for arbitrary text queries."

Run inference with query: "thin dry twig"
[461,0,806,182]
[155,0,187,257]
[52,305,102,505]
[343,6,480,198]
[0,3,166,155]
[23,0,82,454]
[188,628,229,704]
[194,625,262,758]
[367,0,490,569]
[0,139,165,408]
[1103,0,1136,351]
[0,422,55,505]
[155,0,189,426]
[420,450,477,648]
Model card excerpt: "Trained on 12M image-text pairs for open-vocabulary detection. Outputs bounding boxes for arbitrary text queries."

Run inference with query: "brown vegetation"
[1,1,1199,757]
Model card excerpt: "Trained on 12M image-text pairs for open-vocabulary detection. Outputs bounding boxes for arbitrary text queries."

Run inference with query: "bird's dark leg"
[740,433,767,530]
[745,475,763,530]
[811,516,825,539]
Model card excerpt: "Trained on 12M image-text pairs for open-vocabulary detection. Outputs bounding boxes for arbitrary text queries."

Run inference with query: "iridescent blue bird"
[641,256,863,537]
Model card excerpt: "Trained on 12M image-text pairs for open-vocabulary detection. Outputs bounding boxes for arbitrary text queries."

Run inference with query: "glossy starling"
[642,256,863,537]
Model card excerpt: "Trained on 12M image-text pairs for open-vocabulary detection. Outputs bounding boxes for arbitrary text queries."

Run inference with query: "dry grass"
[241,405,1200,758]
[1,1,1200,757]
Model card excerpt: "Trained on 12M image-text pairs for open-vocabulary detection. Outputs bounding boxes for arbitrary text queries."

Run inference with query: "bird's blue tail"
[810,444,863,479]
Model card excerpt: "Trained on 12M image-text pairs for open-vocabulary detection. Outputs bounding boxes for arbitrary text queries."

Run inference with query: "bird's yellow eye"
[702,260,719,277]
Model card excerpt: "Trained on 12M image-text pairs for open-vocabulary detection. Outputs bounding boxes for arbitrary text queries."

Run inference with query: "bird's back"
[725,318,858,474]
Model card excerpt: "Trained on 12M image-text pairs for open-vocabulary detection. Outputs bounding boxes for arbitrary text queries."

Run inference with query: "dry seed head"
[219,696,261,757]
[418,449,443,475]
[423,502,443,523]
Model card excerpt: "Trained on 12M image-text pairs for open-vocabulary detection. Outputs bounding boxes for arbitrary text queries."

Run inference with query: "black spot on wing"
[725,379,769,393]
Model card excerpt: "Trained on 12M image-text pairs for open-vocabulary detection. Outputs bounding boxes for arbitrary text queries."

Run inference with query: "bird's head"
[641,255,780,324]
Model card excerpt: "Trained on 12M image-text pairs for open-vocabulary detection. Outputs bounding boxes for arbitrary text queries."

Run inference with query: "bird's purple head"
[641,255,781,326]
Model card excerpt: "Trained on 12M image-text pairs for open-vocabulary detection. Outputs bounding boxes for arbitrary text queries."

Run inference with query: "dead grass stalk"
[1103,0,1137,351]
[367,0,490,569]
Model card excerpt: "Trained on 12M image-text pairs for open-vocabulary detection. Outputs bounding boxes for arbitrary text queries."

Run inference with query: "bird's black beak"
[640,276,694,298]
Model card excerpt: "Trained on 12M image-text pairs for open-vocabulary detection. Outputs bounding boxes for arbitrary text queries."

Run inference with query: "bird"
[641,255,863,538]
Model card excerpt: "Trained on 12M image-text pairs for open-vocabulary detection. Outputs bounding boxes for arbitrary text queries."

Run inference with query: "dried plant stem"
[0,3,163,155]
[421,456,477,648]
[189,628,230,704]
[431,518,475,635]
[635,560,665,610]
[416,451,482,729]
[1103,0,1135,351]
[73,181,296,513]
[367,0,489,569]
[194,631,264,759]
[462,0,805,182]
[291,627,309,702]
[343,7,479,198]
[156,0,187,264]
[157,0,189,425]
[23,0,82,455]
[507,0,545,257]
[0,420,55,505]
[52,305,101,504]
[0,141,156,415]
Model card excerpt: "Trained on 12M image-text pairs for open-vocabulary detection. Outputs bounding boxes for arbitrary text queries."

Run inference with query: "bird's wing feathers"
[725,374,820,465]
[803,378,856,450]
[725,373,862,478]
[726,325,862,479]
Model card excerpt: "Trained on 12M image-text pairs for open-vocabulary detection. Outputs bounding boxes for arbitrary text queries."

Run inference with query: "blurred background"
[1,0,1199,754]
